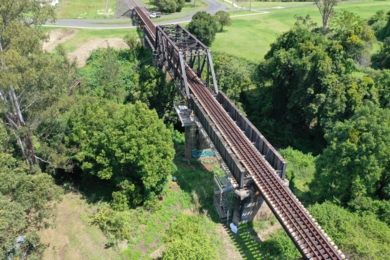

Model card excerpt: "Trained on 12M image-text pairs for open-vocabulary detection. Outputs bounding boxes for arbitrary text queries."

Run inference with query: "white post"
[105,0,109,18]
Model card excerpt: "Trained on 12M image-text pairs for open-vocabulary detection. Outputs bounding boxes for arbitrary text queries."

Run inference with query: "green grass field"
[56,0,119,19]
[211,0,390,63]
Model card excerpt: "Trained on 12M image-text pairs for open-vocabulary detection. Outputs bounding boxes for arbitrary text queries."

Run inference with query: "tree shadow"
[173,158,221,223]
[52,167,115,204]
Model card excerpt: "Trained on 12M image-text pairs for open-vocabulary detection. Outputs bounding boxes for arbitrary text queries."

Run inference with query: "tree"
[214,11,232,32]
[65,99,175,208]
[314,0,339,34]
[252,15,377,152]
[213,52,253,101]
[152,0,184,13]
[330,11,375,66]
[188,11,218,46]
[309,202,390,259]
[311,102,390,204]
[372,37,390,69]
[0,0,76,166]
[0,123,62,258]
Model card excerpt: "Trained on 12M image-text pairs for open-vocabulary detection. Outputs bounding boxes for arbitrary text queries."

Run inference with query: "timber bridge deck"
[130,3,345,259]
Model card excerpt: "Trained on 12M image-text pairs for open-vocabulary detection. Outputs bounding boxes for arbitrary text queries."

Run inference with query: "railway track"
[131,4,345,259]
[186,68,343,260]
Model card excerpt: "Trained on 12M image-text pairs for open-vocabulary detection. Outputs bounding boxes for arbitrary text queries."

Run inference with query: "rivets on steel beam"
[341,254,346,259]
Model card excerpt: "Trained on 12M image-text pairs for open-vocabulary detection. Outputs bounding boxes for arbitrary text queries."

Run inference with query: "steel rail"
[131,5,345,259]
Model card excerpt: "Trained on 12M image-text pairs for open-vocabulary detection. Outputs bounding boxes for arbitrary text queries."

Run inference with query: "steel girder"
[155,24,218,96]
[131,9,155,50]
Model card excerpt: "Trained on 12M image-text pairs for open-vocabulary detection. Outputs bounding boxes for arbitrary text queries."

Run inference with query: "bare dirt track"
[38,193,122,260]
[68,38,128,67]
[43,29,128,68]
[43,29,77,51]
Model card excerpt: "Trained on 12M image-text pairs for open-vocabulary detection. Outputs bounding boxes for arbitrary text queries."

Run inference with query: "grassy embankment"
[212,0,390,62]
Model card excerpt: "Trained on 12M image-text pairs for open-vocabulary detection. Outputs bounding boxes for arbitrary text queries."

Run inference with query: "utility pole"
[194,0,196,7]
[249,0,251,11]
[105,0,109,18]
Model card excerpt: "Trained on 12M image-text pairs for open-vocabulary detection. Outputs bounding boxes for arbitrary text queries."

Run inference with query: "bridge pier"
[232,187,272,225]
[232,179,290,225]
[184,124,209,159]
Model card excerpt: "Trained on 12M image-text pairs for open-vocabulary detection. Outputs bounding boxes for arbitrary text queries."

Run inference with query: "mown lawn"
[211,0,390,63]
[56,0,119,19]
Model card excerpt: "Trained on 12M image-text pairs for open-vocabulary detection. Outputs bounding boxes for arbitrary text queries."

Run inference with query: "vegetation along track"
[132,2,344,259]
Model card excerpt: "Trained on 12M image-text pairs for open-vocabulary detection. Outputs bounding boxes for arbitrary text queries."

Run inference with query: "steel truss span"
[130,2,345,259]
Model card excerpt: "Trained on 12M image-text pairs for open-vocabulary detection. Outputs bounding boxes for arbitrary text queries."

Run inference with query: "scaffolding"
[213,173,235,223]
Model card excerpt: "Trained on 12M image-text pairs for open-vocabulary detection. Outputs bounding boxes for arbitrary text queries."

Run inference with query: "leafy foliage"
[188,11,218,46]
[248,15,376,152]
[0,0,76,166]
[163,215,218,259]
[80,48,178,124]
[213,52,254,102]
[259,229,301,259]
[0,124,62,258]
[309,202,390,259]
[66,99,175,207]
[214,11,232,32]
[311,102,390,204]
[330,11,375,66]
[372,37,390,69]
[152,0,185,13]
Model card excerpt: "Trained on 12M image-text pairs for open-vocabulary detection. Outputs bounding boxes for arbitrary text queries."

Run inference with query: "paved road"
[46,0,229,29]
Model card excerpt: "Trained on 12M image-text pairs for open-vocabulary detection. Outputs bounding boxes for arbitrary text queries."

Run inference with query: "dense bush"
[163,215,219,259]
[65,99,175,208]
[309,202,390,259]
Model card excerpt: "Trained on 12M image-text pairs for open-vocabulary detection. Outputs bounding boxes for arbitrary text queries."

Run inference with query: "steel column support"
[207,49,219,94]
[179,52,190,98]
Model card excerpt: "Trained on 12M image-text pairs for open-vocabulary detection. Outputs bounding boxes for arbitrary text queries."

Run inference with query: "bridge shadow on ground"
[223,222,263,260]
[174,155,269,260]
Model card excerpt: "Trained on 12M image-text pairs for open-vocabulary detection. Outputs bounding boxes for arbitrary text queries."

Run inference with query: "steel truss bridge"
[131,3,346,260]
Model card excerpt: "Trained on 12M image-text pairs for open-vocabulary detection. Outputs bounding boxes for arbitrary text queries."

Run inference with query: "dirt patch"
[43,29,77,52]
[169,182,180,192]
[256,222,282,241]
[150,245,165,260]
[68,38,128,68]
[38,193,122,260]
[215,225,243,260]
[201,160,219,172]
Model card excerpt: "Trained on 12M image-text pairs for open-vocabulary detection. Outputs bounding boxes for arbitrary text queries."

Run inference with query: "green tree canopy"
[188,11,218,46]
[311,102,390,204]
[152,0,184,13]
[65,99,175,208]
[213,52,254,102]
[0,124,62,258]
[0,0,76,166]
[330,11,375,66]
[309,202,390,259]
[214,11,232,32]
[251,15,377,151]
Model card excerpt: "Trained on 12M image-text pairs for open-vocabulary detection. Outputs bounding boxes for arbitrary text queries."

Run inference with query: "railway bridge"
[130,4,345,260]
